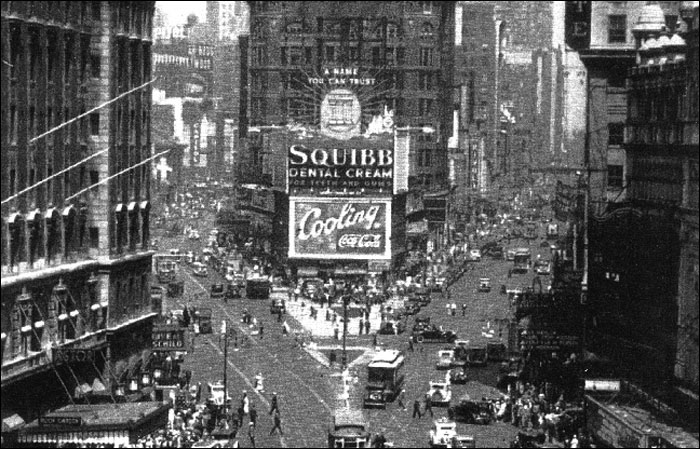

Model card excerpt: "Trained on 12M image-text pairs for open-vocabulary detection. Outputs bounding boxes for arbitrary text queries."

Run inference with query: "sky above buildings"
[157,1,207,26]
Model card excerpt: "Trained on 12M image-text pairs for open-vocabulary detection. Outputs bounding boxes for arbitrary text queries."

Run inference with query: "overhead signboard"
[565,1,591,51]
[151,324,187,351]
[287,136,394,192]
[289,197,391,260]
[53,349,97,364]
[584,379,621,392]
[518,329,580,351]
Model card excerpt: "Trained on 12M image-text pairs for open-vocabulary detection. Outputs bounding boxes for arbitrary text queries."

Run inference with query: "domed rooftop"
[657,35,671,46]
[633,2,667,35]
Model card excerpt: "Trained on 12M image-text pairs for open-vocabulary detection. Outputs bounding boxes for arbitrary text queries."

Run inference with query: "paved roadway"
[155,215,548,447]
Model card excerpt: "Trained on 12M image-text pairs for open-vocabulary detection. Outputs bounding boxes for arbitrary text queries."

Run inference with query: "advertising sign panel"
[289,198,391,260]
[565,1,591,51]
[152,324,187,351]
[288,136,394,191]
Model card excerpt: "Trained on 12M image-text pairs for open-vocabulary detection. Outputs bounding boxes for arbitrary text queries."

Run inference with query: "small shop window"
[607,165,624,189]
[608,15,627,43]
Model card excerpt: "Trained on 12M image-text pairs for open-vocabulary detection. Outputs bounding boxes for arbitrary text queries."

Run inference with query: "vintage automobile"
[225,283,241,300]
[301,277,324,298]
[506,248,517,261]
[465,344,488,367]
[469,249,482,261]
[429,418,457,448]
[378,319,405,335]
[434,274,447,291]
[185,251,195,264]
[404,301,421,316]
[534,259,551,275]
[450,367,468,384]
[449,397,494,425]
[486,341,507,362]
[328,410,371,448]
[192,261,208,277]
[195,308,213,334]
[478,278,492,292]
[411,286,432,306]
[270,296,286,314]
[188,229,201,240]
[210,283,226,300]
[436,349,456,370]
[427,381,452,407]
[413,325,458,344]
[413,315,432,332]
[451,435,476,448]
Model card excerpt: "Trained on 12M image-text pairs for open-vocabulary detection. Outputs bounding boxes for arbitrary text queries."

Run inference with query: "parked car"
[450,367,468,384]
[469,249,482,261]
[270,297,286,314]
[436,349,455,370]
[535,259,551,275]
[449,396,495,425]
[478,278,492,292]
[192,261,208,277]
[413,325,458,344]
[429,418,457,448]
[451,435,476,448]
[427,381,452,407]
[378,320,405,335]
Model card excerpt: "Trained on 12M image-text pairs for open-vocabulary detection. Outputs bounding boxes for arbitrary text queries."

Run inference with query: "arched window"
[140,201,150,249]
[63,205,77,258]
[128,201,139,251]
[421,22,434,39]
[387,22,400,39]
[45,208,61,263]
[27,209,44,265]
[8,213,26,268]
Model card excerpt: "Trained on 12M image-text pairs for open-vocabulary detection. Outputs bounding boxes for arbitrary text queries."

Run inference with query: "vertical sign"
[565,1,592,51]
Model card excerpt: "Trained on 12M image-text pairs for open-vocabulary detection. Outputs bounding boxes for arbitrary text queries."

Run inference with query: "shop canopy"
[2,412,25,433]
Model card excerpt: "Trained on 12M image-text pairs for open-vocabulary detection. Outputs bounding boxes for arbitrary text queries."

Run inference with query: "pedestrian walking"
[269,392,279,415]
[408,338,414,352]
[249,405,258,428]
[397,389,407,411]
[451,302,457,316]
[412,399,422,418]
[462,303,468,316]
[365,319,370,335]
[334,325,340,340]
[282,320,290,336]
[254,373,264,393]
[259,322,264,339]
[446,303,451,316]
[424,393,434,417]
[248,422,256,448]
[372,332,378,348]
[269,410,283,436]
[241,391,250,416]
[359,318,364,335]
[329,349,337,367]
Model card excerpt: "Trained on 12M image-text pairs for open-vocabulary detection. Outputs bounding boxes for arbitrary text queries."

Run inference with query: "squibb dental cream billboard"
[288,198,392,260]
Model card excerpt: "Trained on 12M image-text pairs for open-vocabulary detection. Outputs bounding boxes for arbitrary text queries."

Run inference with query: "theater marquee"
[289,198,392,260]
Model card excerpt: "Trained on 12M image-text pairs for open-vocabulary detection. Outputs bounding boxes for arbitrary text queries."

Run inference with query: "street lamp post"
[341,294,350,369]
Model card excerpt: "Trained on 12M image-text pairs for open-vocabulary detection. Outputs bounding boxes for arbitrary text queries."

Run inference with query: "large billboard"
[287,135,394,192]
[289,197,391,260]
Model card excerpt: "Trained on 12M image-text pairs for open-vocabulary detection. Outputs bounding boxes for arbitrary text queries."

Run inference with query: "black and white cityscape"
[1,1,698,448]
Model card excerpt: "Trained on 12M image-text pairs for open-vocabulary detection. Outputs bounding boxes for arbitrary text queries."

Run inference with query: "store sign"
[53,349,96,364]
[288,141,394,191]
[518,329,580,351]
[289,198,391,260]
[368,260,392,272]
[39,416,82,426]
[152,325,186,351]
[584,379,621,392]
[565,1,591,51]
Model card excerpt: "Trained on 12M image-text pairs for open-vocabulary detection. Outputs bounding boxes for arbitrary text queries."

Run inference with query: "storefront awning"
[334,269,368,276]
[2,413,25,432]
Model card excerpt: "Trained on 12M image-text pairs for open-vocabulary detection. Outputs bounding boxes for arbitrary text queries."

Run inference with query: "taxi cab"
[478,278,491,292]
[429,417,457,448]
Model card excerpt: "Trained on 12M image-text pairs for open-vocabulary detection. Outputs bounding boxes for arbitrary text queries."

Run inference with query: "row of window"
[266,18,436,40]
[254,45,435,67]
[252,96,438,120]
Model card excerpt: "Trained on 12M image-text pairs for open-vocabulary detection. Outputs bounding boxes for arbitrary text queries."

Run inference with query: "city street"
[156,212,547,447]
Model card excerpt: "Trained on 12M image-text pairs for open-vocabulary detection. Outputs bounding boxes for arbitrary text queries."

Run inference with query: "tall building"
[565,0,698,423]
[1,1,156,421]
[239,1,455,272]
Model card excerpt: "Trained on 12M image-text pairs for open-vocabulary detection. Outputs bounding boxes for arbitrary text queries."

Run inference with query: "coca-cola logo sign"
[289,198,391,260]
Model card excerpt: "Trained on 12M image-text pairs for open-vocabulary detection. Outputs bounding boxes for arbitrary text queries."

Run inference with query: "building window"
[664,15,677,33]
[90,53,101,78]
[421,22,434,39]
[608,15,627,43]
[607,165,624,189]
[89,227,99,248]
[418,72,433,90]
[422,1,433,14]
[419,98,434,116]
[324,45,337,63]
[420,48,433,66]
[387,22,399,39]
[608,122,624,146]
[90,113,100,136]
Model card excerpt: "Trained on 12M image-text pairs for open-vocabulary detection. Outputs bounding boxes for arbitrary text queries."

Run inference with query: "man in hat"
[397,389,407,411]
[249,405,258,429]
[269,392,279,415]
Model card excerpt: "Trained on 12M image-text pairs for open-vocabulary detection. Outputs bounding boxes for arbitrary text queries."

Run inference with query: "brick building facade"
[1,1,157,421]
